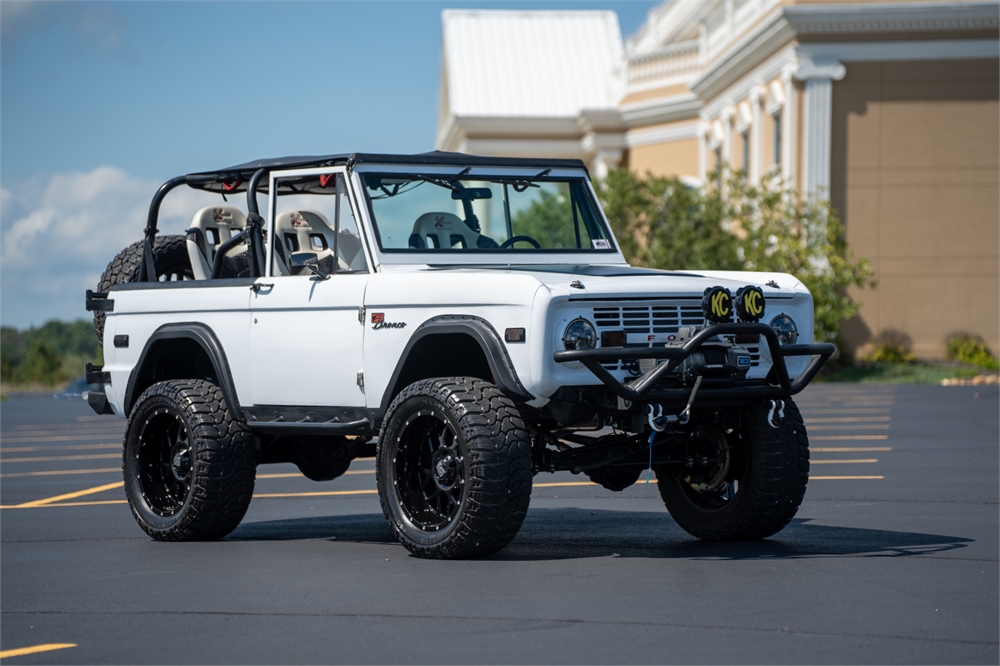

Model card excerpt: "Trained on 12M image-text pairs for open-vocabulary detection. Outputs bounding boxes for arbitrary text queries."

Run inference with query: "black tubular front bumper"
[553,323,836,406]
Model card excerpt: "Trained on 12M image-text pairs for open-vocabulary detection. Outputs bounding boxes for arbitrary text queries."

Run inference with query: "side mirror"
[290,252,318,269]
[290,252,330,280]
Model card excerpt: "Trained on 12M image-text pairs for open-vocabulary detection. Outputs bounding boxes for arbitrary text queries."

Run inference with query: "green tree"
[13,340,65,386]
[1,320,102,385]
[597,169,739,271]
[597,168,875,343]
[511,189,578,248]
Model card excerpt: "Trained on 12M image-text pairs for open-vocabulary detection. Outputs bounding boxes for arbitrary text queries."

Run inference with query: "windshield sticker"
[592,239,610,250]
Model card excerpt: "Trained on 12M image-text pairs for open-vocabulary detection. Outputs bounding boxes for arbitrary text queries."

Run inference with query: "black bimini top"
[184,151,589,194]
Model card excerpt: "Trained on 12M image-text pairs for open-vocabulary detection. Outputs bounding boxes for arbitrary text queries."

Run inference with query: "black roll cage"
[135,151,589,282]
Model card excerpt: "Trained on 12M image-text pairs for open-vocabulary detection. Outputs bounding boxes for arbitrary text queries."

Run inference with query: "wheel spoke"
[393,410,464,531]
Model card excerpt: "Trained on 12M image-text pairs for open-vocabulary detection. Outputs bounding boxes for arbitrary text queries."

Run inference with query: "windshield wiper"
[402,173,463,193]
[497,168,551,192]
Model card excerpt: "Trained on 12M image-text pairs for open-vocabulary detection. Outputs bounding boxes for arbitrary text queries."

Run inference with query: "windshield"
[361,173,615,253]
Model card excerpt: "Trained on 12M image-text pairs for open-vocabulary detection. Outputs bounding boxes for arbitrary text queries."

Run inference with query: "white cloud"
[1,166,241,328]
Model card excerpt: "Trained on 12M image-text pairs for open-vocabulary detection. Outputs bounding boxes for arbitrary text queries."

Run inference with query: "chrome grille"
[591,301,760,371]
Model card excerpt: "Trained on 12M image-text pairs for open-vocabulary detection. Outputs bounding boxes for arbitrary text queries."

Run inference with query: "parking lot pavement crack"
[4,610,996,648]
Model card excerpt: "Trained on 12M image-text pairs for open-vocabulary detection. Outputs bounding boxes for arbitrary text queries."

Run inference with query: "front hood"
[423,264,804,299]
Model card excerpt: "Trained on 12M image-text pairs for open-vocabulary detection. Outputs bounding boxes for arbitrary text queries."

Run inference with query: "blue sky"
[1,0,657,328]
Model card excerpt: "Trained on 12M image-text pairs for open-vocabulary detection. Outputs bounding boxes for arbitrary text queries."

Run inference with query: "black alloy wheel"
[377,377,533,559]
[124,379,257,541]
[136,406,194,517]
[656,399,809,540]
[393,409,466,532]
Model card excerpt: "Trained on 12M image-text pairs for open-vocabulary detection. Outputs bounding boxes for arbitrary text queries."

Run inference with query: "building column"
[591,150,622,180]
[780,66,796,188]
[750,85,765,185]
[794,58,846,195]
[722,105,735,167]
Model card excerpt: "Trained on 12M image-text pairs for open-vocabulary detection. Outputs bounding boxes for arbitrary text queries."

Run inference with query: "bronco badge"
[371,313,406,330]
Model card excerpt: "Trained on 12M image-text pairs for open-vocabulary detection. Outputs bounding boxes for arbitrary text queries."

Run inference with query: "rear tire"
[376,378,532,559]
[656,398,809,540]
[94,235,193,344]
[123,379,257,541]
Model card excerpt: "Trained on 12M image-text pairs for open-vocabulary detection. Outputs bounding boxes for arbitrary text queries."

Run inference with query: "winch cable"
[645,375,704,484]
[645,430,656,485]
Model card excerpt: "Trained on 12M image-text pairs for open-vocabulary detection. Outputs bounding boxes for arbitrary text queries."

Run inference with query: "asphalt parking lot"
[1,383,997,664]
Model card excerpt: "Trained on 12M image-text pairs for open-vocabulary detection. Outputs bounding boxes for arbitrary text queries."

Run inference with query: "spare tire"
[93,235,193,344]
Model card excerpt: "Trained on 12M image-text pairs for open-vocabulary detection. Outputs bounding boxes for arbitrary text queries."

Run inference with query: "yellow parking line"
[0,443,121,454]
[810,475,884,480]
[813,447,891,452]
[0,643,77,659]
[0,467,120,478]
[0,453,121,464]
[812,435,888,440]
[0,500,128,509]
[804,417,890,423]
[15,481,124,508]
[0,434,123,443]
[811,459,878,464]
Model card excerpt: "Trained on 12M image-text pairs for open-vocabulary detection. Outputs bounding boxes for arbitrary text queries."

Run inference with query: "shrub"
[862,328,915,364]
[946,332,999,371]
[597,168,875,343]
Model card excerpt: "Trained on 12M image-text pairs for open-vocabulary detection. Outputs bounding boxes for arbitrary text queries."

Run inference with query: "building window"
[741,130,749,178]
[773,110,782,166]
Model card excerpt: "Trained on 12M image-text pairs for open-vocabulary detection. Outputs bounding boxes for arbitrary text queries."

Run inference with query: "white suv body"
[86,152,833,557]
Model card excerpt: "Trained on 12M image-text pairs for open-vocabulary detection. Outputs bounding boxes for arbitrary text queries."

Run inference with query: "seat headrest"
[274,209,333,233]
[190,206,247,230]
[411,212,480,249]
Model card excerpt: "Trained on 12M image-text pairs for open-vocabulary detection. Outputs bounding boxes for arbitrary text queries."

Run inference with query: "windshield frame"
[350,164,628,268]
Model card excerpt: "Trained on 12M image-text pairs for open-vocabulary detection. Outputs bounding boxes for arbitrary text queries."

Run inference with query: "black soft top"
[185,151,589,194]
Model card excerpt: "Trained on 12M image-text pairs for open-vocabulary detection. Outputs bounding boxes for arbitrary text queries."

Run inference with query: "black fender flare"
[123,322,242,416]
[377,315,532,422]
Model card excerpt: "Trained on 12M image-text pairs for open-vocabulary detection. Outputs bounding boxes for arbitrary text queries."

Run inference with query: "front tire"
[376,378,532,559]
[123,379,257,541]
[657,398,809,540]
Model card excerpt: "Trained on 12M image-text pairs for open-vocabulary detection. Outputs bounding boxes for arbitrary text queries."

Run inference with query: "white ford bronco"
[86,152,834,558]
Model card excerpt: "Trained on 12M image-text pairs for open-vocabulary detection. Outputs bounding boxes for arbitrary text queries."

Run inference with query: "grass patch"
[817,362,984,384]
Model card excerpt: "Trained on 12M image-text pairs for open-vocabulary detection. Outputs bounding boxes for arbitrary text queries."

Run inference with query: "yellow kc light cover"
[702,286,733,323]
[735,285,766,323]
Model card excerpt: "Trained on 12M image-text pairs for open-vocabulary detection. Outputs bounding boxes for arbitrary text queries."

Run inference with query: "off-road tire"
[657,398,809,540]
[376,378,532,559]
[123,379,257,541]
[94,235,193,343]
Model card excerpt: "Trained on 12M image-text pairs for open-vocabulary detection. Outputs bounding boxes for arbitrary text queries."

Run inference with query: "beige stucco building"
[437,1,999,358]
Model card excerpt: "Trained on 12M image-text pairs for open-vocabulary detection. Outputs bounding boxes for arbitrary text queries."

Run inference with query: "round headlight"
[770,314,799,345]
[563,318,597,350]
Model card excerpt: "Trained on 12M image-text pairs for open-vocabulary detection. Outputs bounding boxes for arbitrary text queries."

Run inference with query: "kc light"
[702,286,733,323]
[563,318,597,350]
[735,285,765,323]
[770,314,798,345]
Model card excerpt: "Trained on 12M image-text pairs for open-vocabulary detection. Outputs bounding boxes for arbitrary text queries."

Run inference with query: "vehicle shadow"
[227,507,973,561]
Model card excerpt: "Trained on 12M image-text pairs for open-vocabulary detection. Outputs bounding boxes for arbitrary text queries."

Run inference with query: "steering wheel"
[500,235,542,249]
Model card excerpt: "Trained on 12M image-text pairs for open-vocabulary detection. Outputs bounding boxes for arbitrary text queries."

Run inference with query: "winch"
[638,326,754,385]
